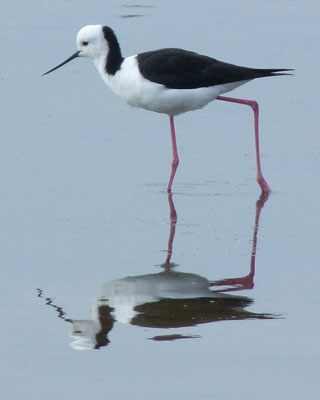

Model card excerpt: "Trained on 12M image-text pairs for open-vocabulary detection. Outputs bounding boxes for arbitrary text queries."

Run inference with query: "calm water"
[1,1,319,399]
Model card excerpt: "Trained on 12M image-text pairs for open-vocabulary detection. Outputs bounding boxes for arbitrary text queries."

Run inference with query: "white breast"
[97,55,248,116]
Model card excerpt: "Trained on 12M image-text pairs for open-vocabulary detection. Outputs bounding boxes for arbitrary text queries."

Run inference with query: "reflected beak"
[42,51,80,76]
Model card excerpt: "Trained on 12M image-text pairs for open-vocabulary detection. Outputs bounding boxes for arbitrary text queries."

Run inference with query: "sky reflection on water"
[1,1,319,399]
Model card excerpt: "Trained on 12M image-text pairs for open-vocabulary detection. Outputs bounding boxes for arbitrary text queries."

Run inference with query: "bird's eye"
[82,41,88,46]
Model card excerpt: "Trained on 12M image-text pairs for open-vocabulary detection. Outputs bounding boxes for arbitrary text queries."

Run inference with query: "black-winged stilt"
[43,25,291,193]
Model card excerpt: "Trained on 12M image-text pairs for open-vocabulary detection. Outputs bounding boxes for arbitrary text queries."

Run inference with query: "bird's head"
[42,25,107,76]
[76,25,107,59]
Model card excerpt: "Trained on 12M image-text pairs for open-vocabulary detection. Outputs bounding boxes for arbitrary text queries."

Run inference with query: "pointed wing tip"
[271,68,294,76]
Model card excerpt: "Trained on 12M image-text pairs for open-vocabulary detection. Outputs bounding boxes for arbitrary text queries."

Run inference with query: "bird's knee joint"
[172,158,179,168]
[250,101,259,112]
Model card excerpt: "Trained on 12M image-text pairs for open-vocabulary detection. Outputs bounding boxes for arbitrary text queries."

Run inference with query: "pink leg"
[217,95,271,193]
[167,116,179,192]
[164,192,177,265]
[210,190,269,293]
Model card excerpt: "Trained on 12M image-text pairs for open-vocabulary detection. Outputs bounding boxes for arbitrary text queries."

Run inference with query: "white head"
[43,25,108,76]
[76,25,107,60]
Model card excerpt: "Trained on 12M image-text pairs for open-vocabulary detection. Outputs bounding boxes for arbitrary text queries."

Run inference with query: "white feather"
[97,56,248,116]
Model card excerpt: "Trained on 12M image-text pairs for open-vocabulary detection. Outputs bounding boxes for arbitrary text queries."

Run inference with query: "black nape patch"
[102,26,124,75]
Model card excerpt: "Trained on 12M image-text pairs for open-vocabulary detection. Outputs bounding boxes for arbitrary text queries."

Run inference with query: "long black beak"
[42,51,80,76]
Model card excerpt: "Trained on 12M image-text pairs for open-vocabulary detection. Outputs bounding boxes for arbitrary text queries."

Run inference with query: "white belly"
[98,55,248,116]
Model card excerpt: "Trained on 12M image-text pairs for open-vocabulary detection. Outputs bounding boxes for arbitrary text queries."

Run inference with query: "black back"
[137,48,289,89]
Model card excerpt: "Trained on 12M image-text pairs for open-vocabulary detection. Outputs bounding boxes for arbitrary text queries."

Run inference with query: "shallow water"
[1,1,319,399]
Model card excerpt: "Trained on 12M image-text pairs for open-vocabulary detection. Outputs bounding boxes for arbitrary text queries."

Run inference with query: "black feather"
[102,26,124,75]
[137,48,292,89]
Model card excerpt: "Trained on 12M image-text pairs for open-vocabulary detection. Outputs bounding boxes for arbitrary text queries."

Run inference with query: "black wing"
[137,48,291,89]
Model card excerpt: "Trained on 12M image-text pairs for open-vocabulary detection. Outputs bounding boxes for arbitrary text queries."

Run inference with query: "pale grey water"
[1,1,319,399]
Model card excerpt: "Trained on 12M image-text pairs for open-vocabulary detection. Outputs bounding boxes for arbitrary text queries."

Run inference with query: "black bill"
[42,51,80,76]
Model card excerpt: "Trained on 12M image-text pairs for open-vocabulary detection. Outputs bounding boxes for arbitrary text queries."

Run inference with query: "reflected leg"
[210,191,269,293]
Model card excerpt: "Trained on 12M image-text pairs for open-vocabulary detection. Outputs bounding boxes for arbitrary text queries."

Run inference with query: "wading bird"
[43,25,291,193]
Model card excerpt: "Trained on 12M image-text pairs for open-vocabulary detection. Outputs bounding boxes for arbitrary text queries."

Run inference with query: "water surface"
[1,1,319,399]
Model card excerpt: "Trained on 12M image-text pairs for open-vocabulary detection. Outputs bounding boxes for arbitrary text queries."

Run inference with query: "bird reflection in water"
[38,191,276,350]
